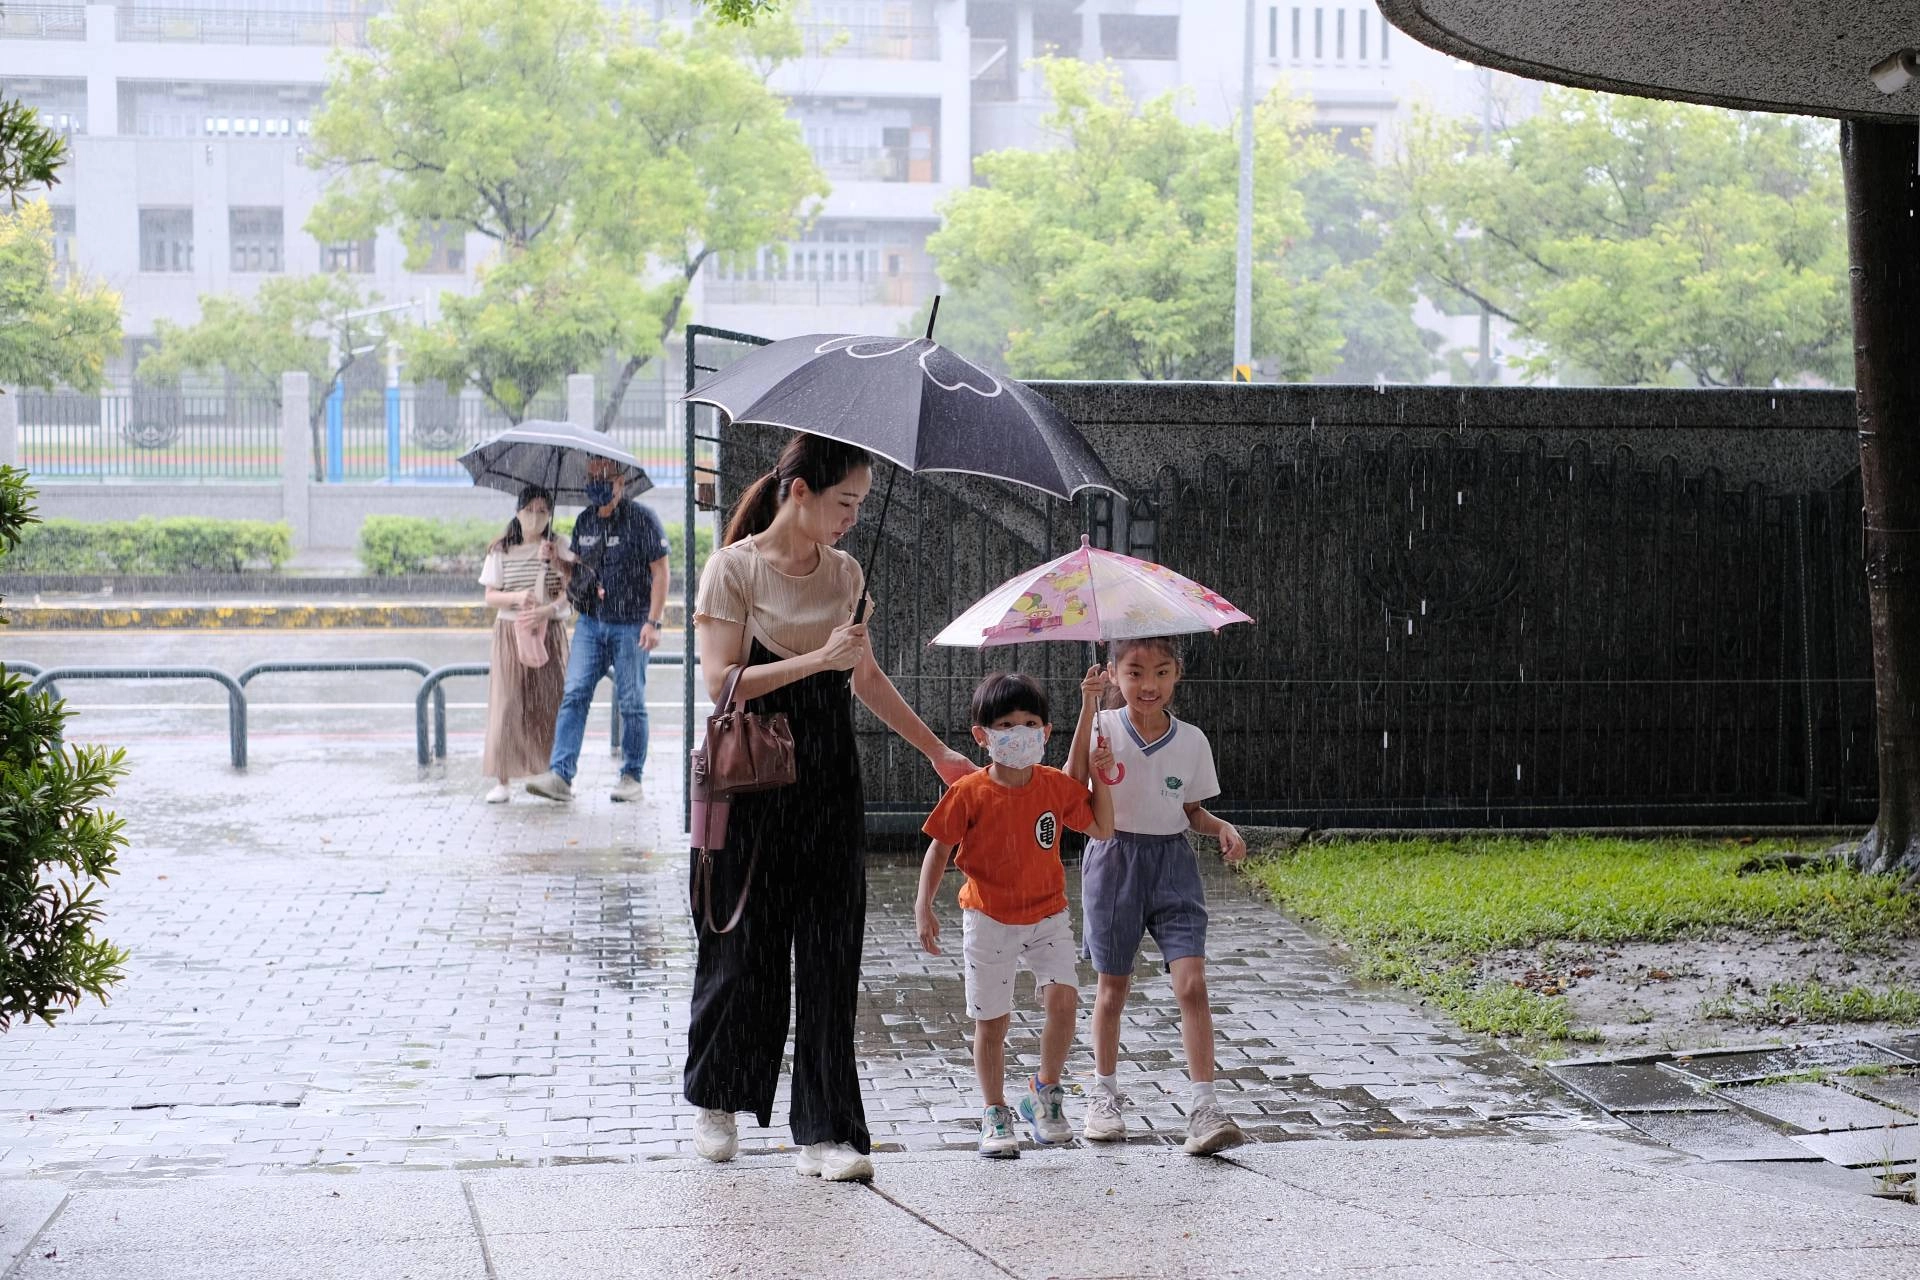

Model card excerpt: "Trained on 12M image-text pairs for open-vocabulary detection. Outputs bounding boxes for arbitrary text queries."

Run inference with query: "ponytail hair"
[722,432,874,546]
[490,484,554,555]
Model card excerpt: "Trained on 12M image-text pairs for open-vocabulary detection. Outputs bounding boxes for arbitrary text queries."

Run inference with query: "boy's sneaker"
[1083,1089,1129,1143]
[692,1108,737,1163]
[611,774,644,803]
[796,1141,874,1182]
[977,1105,1021,1159]
[525,772,574,802]
[484,783,510,804]
[1018,1081,1073,1145]
[1183,1101,1246,1156]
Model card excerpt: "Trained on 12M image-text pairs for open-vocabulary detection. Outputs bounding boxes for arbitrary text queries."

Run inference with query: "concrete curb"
[2,601,690,630]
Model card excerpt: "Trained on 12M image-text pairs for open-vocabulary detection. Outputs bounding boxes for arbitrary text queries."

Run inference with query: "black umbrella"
[683,305,1121,619]
[457,419,653,506]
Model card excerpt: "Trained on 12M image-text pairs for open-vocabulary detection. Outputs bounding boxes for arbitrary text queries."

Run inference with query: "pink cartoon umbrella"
[932,537,1252,784]
[931,535,1253,649]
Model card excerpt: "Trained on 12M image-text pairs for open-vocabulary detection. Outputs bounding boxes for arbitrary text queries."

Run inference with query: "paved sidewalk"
[7,1134,1920,1278]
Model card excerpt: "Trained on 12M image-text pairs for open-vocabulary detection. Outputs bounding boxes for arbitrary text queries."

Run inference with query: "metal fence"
[799,21,940,59]
[113,4,373,45]
[1,3,83,38]
[715,410,1877,831]
[18,392,282,481]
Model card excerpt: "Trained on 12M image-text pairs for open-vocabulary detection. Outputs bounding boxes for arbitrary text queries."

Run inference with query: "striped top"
[478,542,566,620]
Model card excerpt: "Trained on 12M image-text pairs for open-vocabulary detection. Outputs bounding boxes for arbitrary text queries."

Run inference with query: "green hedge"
[8,518,293,574]
[359,514,711,580]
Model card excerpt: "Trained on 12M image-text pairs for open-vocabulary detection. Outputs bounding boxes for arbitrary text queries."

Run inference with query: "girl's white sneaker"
[484,784,511,804]
[796,1141,873,1182]
[693,1108,737,1162]
[1083,1089,1129,1142]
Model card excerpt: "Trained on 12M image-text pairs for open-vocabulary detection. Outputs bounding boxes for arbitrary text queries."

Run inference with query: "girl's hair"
[722,432,874,546]
[490,485,554,554]
[1103,635,1184,710]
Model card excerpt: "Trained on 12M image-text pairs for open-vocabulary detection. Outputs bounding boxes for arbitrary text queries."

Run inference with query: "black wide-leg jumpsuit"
[684,639,869,1151]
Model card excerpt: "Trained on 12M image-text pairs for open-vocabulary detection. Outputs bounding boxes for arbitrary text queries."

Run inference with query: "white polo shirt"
[1094,708,1220,836]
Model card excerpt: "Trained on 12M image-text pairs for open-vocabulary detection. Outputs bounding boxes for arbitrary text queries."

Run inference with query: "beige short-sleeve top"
[695,537,865,664]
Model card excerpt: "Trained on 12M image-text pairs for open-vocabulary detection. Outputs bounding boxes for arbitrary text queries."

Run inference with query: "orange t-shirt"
[923,766,1096,925]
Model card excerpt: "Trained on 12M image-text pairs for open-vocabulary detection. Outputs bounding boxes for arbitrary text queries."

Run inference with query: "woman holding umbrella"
[685,431,973,1183]
[476,485,570,804]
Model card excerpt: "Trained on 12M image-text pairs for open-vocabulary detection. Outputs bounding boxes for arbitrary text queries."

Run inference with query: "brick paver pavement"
[0,710,1594,1182]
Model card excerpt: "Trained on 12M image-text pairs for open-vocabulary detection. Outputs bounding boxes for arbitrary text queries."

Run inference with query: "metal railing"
[415,652,693,766]
[26,667,248,769]
[812,144,926,184]
[114,4,372,46]
[0,4,84,39]
[18,392,281,481]
[326,387,563,483]
[800,21,939,59]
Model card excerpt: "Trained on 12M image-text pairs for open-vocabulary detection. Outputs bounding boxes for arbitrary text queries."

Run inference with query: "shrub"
[359,513,712,581]
[8,518,292,574]
[0,465,130,1030]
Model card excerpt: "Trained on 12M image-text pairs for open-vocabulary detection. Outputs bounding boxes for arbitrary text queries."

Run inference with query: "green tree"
[0,202,121,392]
[1382,88,1849,387]
[0,466,131,1031]
[924,60,1342,382]
[1291,154,1436,384]
[137,275,382,480]
[308,0,824,425]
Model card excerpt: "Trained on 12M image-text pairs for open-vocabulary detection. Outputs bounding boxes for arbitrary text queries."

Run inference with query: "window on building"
[1313,7,1323,58]
[1380,16,1389,59]
[50,205,75,272]
[1358,8,1368,59]
[321,237,375,274]
[1099,13,1178,59]
[1335,9,1345,59]
[1290,7,1301,58]
[1267,5,1276,58]
[1032,9,1080,57]
[418,221,466,274]
[229,207,284,273]
[139,208,193,273]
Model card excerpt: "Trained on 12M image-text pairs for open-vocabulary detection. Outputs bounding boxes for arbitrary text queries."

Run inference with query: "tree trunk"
[594,252,710,434]
[1841,120,1920,877]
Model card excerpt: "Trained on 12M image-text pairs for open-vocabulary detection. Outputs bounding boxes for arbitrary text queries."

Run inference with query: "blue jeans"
[549,615,649,783]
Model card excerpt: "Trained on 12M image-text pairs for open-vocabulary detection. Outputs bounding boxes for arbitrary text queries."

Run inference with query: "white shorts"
[960,908,1080,1021]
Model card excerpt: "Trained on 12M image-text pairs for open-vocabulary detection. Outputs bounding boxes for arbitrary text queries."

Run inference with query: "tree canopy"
[308,0,824,423]
[0,202,121,392]
[1381,88,1850,387]
[926,60,1350,382]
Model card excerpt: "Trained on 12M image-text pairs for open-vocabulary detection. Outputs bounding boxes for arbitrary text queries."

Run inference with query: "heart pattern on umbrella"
[813,335,1004,399]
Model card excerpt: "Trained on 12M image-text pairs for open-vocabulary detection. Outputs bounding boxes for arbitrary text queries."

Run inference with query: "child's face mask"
[983,725,1047,770]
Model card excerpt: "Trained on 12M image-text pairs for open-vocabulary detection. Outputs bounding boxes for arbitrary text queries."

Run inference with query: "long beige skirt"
[483,615,569,781]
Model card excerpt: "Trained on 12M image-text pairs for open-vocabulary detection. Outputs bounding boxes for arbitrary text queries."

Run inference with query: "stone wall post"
[0,390,18,470]
[566,374,595,429]
[281,371,311,549]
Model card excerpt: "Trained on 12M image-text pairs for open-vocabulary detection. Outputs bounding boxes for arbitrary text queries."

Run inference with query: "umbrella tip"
[925,295,941,342]
[1079,534,1091,548]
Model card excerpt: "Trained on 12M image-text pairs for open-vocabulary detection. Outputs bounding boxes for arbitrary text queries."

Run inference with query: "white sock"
[1095,1072,1119,1097]
[1190,1081,1218,1108]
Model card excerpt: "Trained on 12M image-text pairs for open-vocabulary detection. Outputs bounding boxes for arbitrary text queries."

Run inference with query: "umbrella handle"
[1094,731,1126,786]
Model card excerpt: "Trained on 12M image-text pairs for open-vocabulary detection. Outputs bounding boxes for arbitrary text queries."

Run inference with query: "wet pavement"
[0,630,1599,1183]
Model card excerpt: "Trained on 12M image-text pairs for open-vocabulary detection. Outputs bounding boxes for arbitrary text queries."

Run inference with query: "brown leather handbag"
[688,664,796,933]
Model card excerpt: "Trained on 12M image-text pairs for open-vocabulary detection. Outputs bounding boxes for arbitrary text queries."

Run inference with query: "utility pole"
[1477,66,1494,383]
[1232,0,1255,382]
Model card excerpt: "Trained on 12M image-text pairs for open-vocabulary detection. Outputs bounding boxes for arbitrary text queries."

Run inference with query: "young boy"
[914,672,1116,1158]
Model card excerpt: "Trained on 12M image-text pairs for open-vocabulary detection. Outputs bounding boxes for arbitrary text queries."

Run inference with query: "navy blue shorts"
[1081,830,1208,976]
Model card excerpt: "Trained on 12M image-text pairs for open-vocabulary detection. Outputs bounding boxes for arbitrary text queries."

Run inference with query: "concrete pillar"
[83,6,116,135]
[0,391,18,470]
[281,371,311,549]
[566,373,594,429]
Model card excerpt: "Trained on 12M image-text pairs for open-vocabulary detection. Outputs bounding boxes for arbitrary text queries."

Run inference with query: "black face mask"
[584,480,615,506]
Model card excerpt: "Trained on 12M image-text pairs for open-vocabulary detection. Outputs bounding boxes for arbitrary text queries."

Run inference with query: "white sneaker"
[795,1141,873,1182]
[484,784,510,804]
[525,772,574,802]
[1083,1089,1129,1142]
[692,1108,737,1162]
[1183,1101,1246,1156]
[1018,1081,1073,1145]
[977,1105,1021,1159]
[611,774,644,803]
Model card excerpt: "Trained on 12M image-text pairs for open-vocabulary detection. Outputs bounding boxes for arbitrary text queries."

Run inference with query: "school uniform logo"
[1034,811,1058,850]
[1165,776,1184,792]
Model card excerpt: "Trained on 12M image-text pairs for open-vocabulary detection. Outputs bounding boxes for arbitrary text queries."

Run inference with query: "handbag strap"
[692,846,755,934]
[717,663,748,713]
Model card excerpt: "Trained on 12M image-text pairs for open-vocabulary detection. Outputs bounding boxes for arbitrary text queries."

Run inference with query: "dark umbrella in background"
[682,300,1122,620]
[457,419,654,505]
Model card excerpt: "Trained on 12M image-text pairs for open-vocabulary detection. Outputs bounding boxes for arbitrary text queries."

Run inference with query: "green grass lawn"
[1246,836,1920,1046]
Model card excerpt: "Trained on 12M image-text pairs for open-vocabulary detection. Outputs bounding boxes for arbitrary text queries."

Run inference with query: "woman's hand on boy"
[1217,822,1246,864]
[914,902,942,955]
[931,748,974,786]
